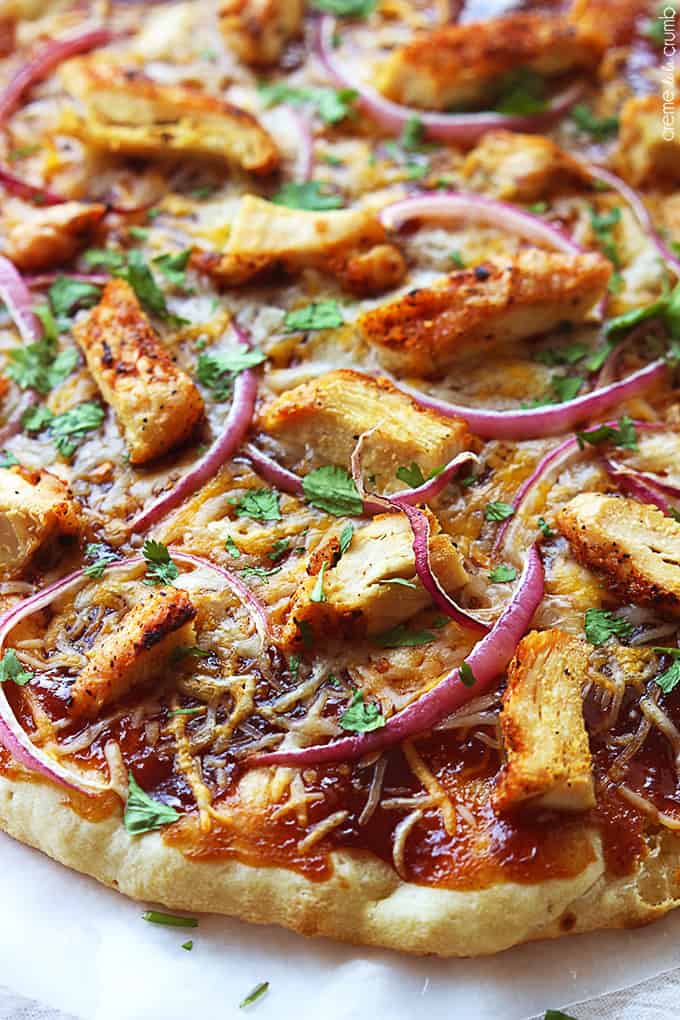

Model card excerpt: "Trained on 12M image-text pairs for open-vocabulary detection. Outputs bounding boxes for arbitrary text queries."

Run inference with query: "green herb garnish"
[303,465,363,517]
[584,608,633,646]
[142,910,197,927]
[125,772,181,834]
[0,649,33,686]
[576,415,637,451]
[234,489,281,522]
[339,690,385,732]
[484,501,515,522]
[240,981,270,1008]
[83,542,119,578]
[142,540,179,586]
[488,564,517,583]
[271,181,343,211]
[283,300,344,332]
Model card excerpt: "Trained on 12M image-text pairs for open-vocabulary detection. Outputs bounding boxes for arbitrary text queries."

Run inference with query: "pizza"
[0,0,678,960]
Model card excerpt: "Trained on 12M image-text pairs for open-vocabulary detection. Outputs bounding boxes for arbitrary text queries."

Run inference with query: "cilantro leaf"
[339,522,354,555]
[240,982,270,1009]
[570,104,619,139]
[449,250,465,269]
[142,911,197,927]
[152,249,192,289]
[225,535,241,558]
[240,564,282,580]
[7,338,79,395]
[181,941,194,951]
[380,577,417,588]
[589,205,621,267]
[271,181,343,211]
[534,343,589,366]
[484,501,515,522]
[142,539,179,586]
[488,564,517,583]
[302,465,363,516]
[396,462,425,487]
[339,690,385,732]
[234,489,281,522]
[310,562,327,603]
[50,401,105,457]
[0,450,18,468]
[196,346,266,399]
[537,516,555,539]
[551,375,583,402]
[268,537,290,562]
[258,82,357,125]
[655,659,680,694]
[604,294,669,338]
[375,624,436,648]
[460,661,477,687]
[584,608,633,646]
[495,68,547,115]
[83,542,119,578]
[400,115,424,151]
[48,276,102,319]
[84,248,125,271]
[120,249,177,321]
[576,415,637,451]
[21,404,54,433]
[0,649,33,686]
[283,300,344,332]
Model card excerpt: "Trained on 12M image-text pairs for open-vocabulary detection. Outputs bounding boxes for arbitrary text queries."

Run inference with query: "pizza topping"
[2,200,106,274]
[494,630,595,813]
[0,467,81,578]
[70,586,197,719]
[126,775,182,836]
[239,982,269,1009]
[60,61,280,176]
[143,540,180,586]
[141,910,197,927]
[220,0,303,67]
[0,649,32,687]
[358,249,610,376]
[558,494,680,618]
[461,130,590,202]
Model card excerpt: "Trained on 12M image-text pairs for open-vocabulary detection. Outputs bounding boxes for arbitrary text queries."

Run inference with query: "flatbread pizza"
[0,0,678,958]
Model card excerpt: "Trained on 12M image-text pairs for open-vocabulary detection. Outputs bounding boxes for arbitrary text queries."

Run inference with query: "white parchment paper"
[2,829,680,1020]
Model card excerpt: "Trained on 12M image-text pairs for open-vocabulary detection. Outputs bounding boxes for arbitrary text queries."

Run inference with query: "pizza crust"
[6,771,676,958]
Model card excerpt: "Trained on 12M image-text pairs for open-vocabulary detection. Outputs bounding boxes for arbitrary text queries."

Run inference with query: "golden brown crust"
[73,279,205,465]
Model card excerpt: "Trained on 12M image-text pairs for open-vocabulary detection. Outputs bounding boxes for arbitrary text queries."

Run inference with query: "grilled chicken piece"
[616,96,680,187]
[259,369,474,486]
[279,511,467,649]
[495,629,595,813]
[557,494,680,618]
[569,0,648,46]
[60,61,279,176]
[0,467,81,578]
[375,13,605,112]
[194,195,406,295]
[461,131,590,202]
[219,0,303,65]
[70,587,196,719]
[2,199,106,272]
[358,250,611,377]
[73,279,204,465]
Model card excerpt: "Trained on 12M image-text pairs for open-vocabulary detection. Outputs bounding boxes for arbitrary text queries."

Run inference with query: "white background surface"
[2,830,680,1020]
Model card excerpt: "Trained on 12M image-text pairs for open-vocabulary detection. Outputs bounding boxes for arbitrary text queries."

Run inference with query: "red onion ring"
[315,15,585,144]
[585,165,680,279]
[602,459,677,515]
[0,549,269,794]
[379,191,583,254]
[243,443,304,496]
[25,271,110,288]
[129,324,258,534]
[0,254,43,343]
[0,391,37,447]
[248,544,544,768]
[0,166,65,205]
[286,107,314,183]
[395,359,667,440]
[0,27,113,126]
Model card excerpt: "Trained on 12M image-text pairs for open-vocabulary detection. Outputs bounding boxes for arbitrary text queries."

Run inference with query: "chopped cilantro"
[7,337,79,395]
[296,618,314,647]
[7,143,39,162]
[459,661,477,687]
[283,300,344,332]
[258,82,357,125]
[129,226,150,241]
[142,539,179,586]
[48,276,102,319]
[83,543,119,578]
[449,250,465,269]
[534,343,588,366]
[302,465,363,516]
[0,450,18,468]
[240,982,270,1009]
[196,346,266,399]
[168,707,205,718]
[181,941,194,951]
[570,104,619,139]
[551,375,583,402]
[537,516,555,539]
[310,0,375,12]
[142,910,197,927]
[268,537,290,562]
[375,624,436,648]
[152,249,192,290]
[655,659,680,694]
[589,205,621,267]
[50,401,104,457]
[339,522,354,555]
[495,68,547,115]
[21,403,53,433]
[225,536,241,558]
[289,654,300,678]
[584,608,633,646]
[0,649,33,686]
[240,565,282,580]
[339,690,385,732]
[124,772,181,834]
[576,415,637,451]
[488,564,517,583]
[271,181,343,210]
[528,201,548,214]
[234,489,281,522]
[396,462,425,487]
[83,247,126,271]
[582,343,614,373]
[310,562,327,603]
[85,248,183,323]
[380,577,417,588]
[484,501,515,522]
[399,115,424,151]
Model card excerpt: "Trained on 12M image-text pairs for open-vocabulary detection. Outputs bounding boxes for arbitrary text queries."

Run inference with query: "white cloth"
[4,968,680,1020]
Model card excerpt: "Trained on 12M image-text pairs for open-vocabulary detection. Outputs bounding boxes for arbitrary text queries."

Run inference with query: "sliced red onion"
[379,191,582,254]
[393,451,479,505]
[0,391,37,447]
[25,271,110,288]
[602,459,675,514]
[396,359,667,440]
[0,254,43,343]
[624,469,680,499]
[248,544,544,768]
[315,15,584,144]
[0,27,113,126]
[286,107,314,183]
[0,166,66,205]
[0,549,269,793]
[129,325,258,533]
[586,165,680,279]
[243,443,304,496]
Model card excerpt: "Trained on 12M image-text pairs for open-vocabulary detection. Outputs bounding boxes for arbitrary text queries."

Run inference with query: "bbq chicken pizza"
[0,0,678,958]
